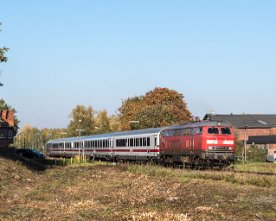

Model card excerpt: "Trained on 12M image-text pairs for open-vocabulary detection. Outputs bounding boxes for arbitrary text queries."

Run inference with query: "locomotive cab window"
[192,127,202,135]
[208,127,219,134]
[221,127,232,135]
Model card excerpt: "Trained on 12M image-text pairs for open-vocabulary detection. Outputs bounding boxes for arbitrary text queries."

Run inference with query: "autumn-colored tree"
[67,105,95,136]
[15,126,67,151]
[118,96,144,130]
[109,114,121,132]
[15,125,40,149]
[119,87,192,130]
[144,87,192,122]
[94,110,110,134]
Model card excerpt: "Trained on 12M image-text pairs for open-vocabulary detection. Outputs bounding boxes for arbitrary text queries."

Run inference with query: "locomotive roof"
[177,120,231,128]
[48,120,231,144]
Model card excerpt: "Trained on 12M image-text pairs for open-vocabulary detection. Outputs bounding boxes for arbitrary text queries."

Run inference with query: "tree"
[0,23,8,63]
[15,126,68,150]
[14,125,39,149]
[118,96,144,130]
[144,87,192,122]
[67,105,96,136]
[94,110,111,134]
[109,114,121,132]
[119,87,192,130]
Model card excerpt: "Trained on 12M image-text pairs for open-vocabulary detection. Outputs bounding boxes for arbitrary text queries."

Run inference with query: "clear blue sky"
[1,0,275,129]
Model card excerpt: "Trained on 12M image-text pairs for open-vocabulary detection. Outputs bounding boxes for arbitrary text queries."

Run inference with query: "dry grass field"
[0,149,275,221]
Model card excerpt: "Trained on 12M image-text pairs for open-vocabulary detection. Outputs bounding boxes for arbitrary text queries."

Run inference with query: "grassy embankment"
[0,150,275,221]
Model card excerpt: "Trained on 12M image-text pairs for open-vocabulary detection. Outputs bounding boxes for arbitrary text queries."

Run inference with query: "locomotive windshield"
[208,127,219,134]
[208,127,232,135]
[221,127,232,134]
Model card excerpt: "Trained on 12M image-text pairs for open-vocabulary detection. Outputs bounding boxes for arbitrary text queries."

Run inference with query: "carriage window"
[130,138,134,147]
[143,138,147,146]
[208,127,219,134]
[116,139,127,147]
[147,137,150,146]
[221,127,231,135]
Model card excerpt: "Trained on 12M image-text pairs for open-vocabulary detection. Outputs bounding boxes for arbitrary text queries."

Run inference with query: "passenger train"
[45,120,236,167]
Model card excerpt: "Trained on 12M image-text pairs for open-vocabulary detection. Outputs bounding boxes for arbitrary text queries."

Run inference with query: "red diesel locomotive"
[159,121,235,167]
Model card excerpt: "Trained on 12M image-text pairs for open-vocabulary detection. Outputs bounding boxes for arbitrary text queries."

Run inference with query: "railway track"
[222,168,276,176]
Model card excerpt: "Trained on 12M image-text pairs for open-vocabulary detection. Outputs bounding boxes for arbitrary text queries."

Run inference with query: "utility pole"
[243,125,248,163]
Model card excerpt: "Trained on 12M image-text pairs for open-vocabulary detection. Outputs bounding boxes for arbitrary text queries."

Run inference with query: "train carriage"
[46,128,162,161]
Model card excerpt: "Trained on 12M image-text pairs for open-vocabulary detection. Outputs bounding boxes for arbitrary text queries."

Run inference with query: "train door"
[79,141,84,160]
[109,138,114,157]
[154,135,159,156]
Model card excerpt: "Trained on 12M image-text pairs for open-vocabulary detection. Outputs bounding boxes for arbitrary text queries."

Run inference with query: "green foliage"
[14,125,68,150]
[0,47,8,63]
[247,145,267,162]
[67,105,96,136]
[235,140,267,162]
[95,110,111,134]
[119,87,192,130]
[109,114,121,132]
[0,23,9,63]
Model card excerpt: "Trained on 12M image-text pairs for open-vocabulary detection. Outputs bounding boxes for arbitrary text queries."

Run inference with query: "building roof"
[248,135,276,144]
[204,114,276,129]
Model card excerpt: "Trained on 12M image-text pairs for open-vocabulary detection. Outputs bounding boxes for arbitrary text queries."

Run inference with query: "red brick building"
[0,109,17,147]
[204,114,276,157]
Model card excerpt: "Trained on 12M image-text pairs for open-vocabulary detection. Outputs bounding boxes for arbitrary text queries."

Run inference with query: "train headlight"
[228,147,232,150]
[208,146,214,150]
